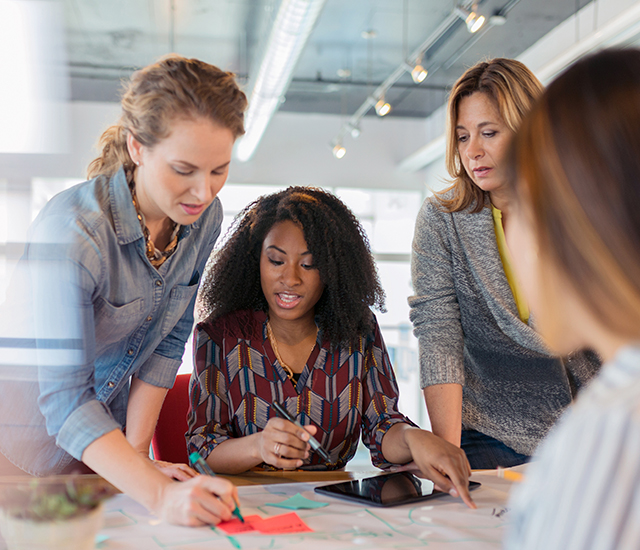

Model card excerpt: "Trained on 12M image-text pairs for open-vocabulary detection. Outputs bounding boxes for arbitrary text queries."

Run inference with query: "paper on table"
[265,493,329,510]
[255,512,313,534]
[217,512,313,535]
[216,515,264,535]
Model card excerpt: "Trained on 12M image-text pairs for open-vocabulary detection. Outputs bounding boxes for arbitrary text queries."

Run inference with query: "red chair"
[152,373,191,465]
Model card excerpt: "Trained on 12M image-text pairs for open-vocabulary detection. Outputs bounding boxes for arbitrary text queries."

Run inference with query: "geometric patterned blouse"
[186,309,416,470]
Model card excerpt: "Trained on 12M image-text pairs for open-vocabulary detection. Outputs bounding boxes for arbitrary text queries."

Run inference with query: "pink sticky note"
[217,515,264,534]
[254,512,313,534]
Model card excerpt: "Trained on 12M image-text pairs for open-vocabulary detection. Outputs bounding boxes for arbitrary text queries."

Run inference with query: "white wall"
[230,111,428,190]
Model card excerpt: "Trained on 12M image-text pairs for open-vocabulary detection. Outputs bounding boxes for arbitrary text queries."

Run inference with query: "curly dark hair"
[199,186,386,347]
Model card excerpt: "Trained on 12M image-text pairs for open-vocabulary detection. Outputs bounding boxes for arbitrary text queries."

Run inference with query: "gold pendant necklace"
[266,320,318,381]
[126,168,179,269]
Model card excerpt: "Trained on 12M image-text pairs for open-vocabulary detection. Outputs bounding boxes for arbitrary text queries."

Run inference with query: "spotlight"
[349,124,361,139]
[411,64,428,83]
[375,98,391,117]
[332,143,346,159]
[456,4,486,33]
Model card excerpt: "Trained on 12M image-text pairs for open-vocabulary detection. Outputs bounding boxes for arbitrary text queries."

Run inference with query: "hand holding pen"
[272,402,329,462]
[254,401,330,471]
[189,451,245,523]
[155,466,241,526]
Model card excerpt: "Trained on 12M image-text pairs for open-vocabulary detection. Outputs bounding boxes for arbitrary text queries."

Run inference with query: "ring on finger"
[274,443,281,457]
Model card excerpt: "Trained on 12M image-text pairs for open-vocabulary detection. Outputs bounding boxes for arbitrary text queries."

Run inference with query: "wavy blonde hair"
[436,58,542,213]
[87,55,247,179]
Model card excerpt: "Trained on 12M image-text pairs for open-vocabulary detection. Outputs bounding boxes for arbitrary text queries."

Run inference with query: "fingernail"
[449,489,459,497]
[301,433,309,441]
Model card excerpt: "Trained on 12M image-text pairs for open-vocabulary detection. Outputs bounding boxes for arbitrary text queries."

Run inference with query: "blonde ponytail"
[87,123,133,179]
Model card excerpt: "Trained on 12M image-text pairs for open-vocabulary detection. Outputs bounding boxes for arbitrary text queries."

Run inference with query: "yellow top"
[491,204,530,324]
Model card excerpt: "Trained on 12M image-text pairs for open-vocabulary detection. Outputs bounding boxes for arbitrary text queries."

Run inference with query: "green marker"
[189,451,245,523]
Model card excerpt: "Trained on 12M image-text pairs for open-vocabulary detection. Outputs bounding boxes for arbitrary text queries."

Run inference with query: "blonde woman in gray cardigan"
[409,58,599,469]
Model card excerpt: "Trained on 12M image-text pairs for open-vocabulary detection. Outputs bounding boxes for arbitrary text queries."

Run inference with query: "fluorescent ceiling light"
[236,0,327,162]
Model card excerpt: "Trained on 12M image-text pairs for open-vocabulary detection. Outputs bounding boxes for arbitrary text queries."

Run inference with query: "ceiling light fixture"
[332,142,346,159]
[235,0,327,162]
[330,9,463,150]
[411,63,428,83]
[456,4,486,33]
[330,3,500,157]
[375,97,391,117]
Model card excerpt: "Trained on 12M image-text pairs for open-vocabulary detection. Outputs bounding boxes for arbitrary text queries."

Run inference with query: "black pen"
[189,451,245,523]
[272,401,330,462]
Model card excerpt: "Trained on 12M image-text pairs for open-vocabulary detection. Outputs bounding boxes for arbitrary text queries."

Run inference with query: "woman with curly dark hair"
[187,186,475,508]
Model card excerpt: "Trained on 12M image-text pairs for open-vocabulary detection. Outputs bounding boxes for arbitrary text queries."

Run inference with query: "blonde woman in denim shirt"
[0,55,247,526]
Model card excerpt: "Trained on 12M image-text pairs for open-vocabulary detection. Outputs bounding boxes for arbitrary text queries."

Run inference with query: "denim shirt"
[0,167,221,474]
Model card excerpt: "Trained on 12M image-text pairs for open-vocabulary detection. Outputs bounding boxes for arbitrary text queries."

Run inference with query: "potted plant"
[0,475,116,550]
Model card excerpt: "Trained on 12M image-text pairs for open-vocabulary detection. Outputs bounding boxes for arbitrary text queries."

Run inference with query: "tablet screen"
[314,472,480,507]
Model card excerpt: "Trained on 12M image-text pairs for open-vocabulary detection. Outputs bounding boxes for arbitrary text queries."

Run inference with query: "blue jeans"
[461,429,530,469]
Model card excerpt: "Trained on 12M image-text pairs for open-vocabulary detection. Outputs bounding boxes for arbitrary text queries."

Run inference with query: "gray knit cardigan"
[409,196,599,456]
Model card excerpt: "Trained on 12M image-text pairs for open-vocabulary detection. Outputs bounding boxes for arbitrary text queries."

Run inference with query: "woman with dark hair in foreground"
[505,48,640,548]
[187,186,475,508]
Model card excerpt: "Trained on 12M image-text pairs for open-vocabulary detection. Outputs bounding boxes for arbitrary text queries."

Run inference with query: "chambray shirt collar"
[108,166,201,245]
[109,167,145,246]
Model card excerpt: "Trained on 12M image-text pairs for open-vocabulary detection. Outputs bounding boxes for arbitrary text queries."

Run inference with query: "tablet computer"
[314,472,480,507]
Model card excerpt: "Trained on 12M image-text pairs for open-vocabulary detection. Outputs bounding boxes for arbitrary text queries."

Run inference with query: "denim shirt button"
[127,348,134,355]
[107,381,115,388]
[155,280,162,287]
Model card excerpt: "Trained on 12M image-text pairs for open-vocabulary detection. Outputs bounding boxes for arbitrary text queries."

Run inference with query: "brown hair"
[511,48,640,336]
[87,55,247,179]
[436,58,543,213]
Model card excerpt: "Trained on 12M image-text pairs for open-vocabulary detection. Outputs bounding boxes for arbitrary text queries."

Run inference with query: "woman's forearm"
[204,433,264,474]
[423,383,463,446]
[125,376,168,456]
[83,429,240,526]
[380,423,414,464]
[82,429,171,511]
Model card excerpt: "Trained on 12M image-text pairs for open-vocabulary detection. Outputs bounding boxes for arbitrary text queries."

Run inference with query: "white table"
[95,470,515,550]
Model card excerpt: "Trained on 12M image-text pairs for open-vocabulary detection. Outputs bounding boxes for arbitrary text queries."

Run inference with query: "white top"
[505,344,640,550]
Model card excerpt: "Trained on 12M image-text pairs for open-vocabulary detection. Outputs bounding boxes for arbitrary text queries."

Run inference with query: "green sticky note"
[265,493,329,510]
